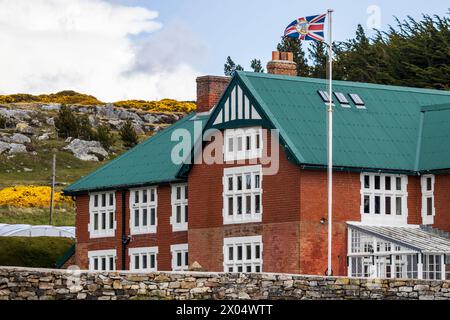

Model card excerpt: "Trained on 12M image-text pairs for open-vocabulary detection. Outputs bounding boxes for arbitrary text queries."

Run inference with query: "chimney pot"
[267,51,297,76]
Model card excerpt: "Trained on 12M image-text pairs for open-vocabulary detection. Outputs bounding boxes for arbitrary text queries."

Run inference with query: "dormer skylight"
[318,90,331,103]
[334,92,350,107]
[349,93,365,108]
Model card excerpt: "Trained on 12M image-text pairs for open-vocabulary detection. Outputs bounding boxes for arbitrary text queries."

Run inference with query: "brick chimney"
[266,51,297,76]
[196,76,230,113]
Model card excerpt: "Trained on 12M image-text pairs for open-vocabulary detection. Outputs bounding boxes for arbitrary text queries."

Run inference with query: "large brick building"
[64,52,450,280]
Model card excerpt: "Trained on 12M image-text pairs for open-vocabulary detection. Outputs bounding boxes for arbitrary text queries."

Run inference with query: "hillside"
[0,91,194,226]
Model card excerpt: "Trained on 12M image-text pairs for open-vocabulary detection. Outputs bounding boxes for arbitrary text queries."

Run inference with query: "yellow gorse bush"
[0,91,197,113]
[113,99,197,113]
[0,91,102,105]
[0,186,73,208]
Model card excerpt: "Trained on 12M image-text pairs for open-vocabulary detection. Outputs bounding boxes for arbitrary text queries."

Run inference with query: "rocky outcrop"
[0,267,449,300]
[63,139,108,161]
[0,142,27,155]
[10,133,31,144]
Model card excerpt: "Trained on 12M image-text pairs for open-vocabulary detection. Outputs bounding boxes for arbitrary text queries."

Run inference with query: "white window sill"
[89,230,116,239]
[223,216,262,225]
[130,227,157,235]
[360,215,408,226]
[422,215,434,225]
[172,224,188,232]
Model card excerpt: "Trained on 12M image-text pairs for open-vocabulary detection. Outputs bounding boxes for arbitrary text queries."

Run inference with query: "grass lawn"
[0,206,76,226]
[0,236,75,268]
[0,138,104,189]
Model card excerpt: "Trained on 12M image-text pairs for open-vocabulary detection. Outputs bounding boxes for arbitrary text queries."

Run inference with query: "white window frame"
[129,247,158,272]
[170,183,188,232]
[130,187,158,235]
[88,191,116,238]
[421,175,435,225]
[223,165,262,224]
[360,173,408,225]
[171,243,189,271]
[223,236,263,273]
[88,249,117,271]
[224,126,262,161]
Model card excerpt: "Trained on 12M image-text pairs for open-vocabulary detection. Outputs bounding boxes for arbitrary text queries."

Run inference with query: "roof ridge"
[238,71,450,96]
[64,113,196,192]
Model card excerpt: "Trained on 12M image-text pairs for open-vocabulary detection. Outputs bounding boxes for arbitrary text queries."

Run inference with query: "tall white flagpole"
[326,8,334,277]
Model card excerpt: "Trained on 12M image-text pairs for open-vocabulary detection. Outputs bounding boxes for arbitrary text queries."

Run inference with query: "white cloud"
[0,0,203,102]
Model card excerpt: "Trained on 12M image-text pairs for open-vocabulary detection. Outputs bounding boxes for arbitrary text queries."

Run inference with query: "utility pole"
[49,153,56,225]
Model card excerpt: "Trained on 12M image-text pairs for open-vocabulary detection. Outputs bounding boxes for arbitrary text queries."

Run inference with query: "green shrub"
[0,237,75,268]
[120,120,138,148]
[96,124,114,150]
[0,114,6,128]
[54,105,79,139]
[77,115,96,141]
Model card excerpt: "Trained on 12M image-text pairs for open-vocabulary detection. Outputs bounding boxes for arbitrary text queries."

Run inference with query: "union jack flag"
[284,14,326,42]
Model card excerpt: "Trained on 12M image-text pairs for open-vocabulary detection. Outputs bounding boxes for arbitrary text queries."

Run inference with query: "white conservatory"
[347,223,450,280]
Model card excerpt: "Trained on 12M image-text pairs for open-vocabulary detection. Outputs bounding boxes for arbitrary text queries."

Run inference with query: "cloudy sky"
[0,0,448,102]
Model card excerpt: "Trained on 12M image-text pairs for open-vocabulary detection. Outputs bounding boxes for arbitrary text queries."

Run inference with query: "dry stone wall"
[0,267,449,300]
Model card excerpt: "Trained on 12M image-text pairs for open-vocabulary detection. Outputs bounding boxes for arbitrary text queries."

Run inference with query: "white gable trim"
[212,84,263,125]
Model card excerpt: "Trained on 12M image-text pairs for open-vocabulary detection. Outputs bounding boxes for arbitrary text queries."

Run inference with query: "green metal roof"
[418,105,450,171]
[64,113,207,194]
[234,71,450,172]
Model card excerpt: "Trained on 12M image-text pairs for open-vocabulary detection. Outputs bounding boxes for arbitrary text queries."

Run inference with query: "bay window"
[130,187,157,234]
[171,243,188,271]
[223,236,262,273]
[421,175,435,225]
[88,249,116,271]
[224,127,262,161]
[89,192,116,238]
[171,184,188,231]
[129,247,158,272]
[360,173,408,225]
[223,165,262,224]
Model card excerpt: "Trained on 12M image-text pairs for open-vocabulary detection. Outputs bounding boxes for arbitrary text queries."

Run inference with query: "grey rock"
[0,108,34,121]
[40,104,61,111]
[65,137,73,143]
[15,122,33,134]
[142,114,158,123]
[37,133,50,141]
[46,118,55,126]
[0,141,10,154]
[133,123,144,135]
[10,133,31,144]
[8,143,27,154]
[64,139,108,162]
[96,105,118,119]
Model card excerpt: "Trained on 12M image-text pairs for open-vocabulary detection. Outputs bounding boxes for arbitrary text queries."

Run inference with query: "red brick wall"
[298,170,360,276]
[188,131,302,273]
[196,76,230,113]
[74,186,187,271]
[407,176,422,225]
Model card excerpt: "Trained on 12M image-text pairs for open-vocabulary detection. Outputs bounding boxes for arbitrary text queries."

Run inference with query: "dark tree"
[224,56,244,76]
[276,37,310,76]
[96,124,114,150]
[54,105,80,139]
[120,120,139,148]
[308,41,328,79]
[250,59,264,73]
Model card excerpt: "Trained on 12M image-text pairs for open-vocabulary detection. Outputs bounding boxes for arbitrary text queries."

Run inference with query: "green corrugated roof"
[418,105,450,171]
[236,71,450,172]
[64,113,207,194]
